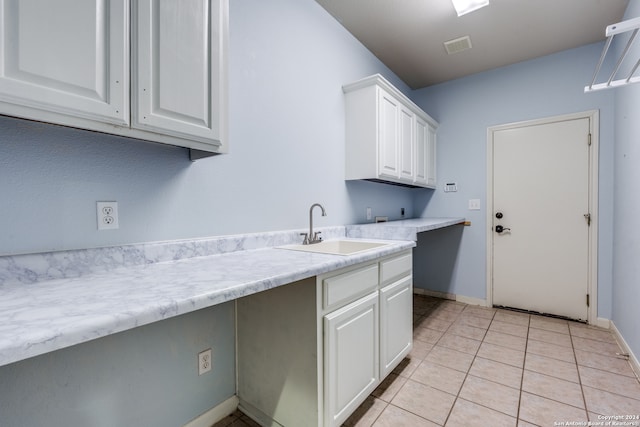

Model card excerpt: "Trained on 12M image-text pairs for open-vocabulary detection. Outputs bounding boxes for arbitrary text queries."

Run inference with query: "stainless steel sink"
[277,240,389,256]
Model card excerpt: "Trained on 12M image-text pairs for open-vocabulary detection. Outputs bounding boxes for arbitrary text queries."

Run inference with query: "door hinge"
[588,133,592,146]
[586,294,590,307]
[584,213,591,226]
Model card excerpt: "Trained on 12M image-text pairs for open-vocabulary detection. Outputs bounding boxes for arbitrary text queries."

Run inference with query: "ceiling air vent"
[444,36,472,55]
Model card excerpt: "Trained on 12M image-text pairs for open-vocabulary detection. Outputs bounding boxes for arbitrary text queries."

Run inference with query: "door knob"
[495,225,511,233]
[496,212,503,219]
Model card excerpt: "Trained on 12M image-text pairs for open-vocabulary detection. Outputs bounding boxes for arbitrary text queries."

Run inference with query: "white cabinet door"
[380,276,413,377]
[427,124,437,188]
[0,0,128,125]
[399,105,415,181]
[415,115,429,186]
[415,117,437,188]
[377,89,399,179]
[133,0,226,147]
[324,291,379,427]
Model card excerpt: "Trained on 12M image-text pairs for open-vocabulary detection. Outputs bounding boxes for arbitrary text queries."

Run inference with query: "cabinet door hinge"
[584,213,591,226]
[586,294,590,307]
[588,133,592,146]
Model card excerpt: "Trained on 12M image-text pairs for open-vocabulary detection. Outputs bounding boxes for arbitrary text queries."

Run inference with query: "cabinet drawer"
[379,252,412,285]
[323,264,379,310]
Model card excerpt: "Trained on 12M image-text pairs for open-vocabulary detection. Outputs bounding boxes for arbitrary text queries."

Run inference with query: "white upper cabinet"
[132,0,225,147]
[378,89,400,179]
[343,74,438,188]
[0,0,228,156]
[0,0,129,125]
[399,104,415,182]
[426,123,437,187]
[415,115,437,188]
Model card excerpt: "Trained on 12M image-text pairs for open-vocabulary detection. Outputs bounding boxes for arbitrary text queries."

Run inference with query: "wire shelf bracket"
[585,16,640,93]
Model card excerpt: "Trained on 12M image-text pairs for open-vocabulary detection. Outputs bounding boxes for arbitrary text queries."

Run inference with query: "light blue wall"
[3,0,639,423]
[612,0,640,367]
[0,303,235,427]
[411,43,616,319]
[0,0,414,257]
[0,1,416,425]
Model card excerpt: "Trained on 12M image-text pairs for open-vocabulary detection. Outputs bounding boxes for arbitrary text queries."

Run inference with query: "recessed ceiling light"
[451,0,490,17]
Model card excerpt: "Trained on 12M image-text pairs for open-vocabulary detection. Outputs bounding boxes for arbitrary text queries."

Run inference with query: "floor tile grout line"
[514,310,530,425]
[367,399,389,427]
[568,318,591,420]
[386,298,639,426]
[403,303,463,426]
[440,306,496,427]
[387,332,454,426]
[576,358,640,380]
[570,329,640,415]
[439,308,467,427]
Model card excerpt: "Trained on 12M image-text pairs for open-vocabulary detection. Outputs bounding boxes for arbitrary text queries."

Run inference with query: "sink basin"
[277,240,389,256]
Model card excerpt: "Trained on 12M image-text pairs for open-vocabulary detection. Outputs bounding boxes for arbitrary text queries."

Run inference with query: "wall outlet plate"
[97,201,119,230]
[198,348,212,375]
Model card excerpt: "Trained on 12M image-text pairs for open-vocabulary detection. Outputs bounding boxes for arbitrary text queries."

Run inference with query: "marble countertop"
[0,233,414,368]
[347,217,466,241]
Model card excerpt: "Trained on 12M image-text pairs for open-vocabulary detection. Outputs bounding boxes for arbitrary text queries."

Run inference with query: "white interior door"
[491,116,591,321]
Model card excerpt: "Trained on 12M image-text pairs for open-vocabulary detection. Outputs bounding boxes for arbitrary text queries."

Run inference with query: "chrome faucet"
[301,203,327,245]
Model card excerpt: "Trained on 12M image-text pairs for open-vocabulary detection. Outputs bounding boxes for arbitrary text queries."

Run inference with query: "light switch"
[468,199,481,210]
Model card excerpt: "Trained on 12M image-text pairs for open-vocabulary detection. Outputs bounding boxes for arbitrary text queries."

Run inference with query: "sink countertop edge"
[0,238,415,368]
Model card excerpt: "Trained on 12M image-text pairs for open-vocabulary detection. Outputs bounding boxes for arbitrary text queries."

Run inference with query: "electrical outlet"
[97,201,119,230]
[198,348,212,375]
[468,199,481,210]
[366,207,372,220]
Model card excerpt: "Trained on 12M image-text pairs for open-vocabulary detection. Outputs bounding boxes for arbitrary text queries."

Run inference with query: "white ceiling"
[315,0,629,89]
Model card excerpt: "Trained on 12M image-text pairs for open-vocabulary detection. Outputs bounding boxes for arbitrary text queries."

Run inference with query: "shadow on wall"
[412,188,435,217]
[0,115,194,254]
[344,180,415,223]
[413,225,464,295]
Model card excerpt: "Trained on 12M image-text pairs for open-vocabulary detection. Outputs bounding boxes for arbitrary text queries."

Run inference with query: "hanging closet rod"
[585,16,640,93]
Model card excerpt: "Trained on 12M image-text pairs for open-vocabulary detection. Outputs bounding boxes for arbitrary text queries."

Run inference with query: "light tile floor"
[215,295,640,427]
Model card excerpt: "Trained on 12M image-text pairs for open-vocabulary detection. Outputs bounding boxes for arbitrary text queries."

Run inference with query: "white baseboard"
[183,395,239,427]
[238,399,285,427]
[594,317,610,329]
[610,321,640,381]
[413,288,487,307]
[456,294,488,307]
[413,288,455,300]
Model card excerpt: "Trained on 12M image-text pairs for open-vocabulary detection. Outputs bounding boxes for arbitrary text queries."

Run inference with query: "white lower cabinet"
[324,291,379,427]
[380,276,413,377]
[237,250,412,427]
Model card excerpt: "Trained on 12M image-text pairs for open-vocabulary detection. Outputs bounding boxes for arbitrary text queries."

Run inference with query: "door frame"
[485,110,600,325]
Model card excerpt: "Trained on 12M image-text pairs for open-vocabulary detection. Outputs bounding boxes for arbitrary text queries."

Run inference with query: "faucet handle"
[313,231,323,243]
[300,233,309,245]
